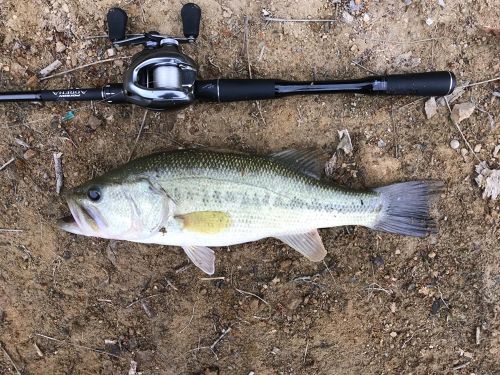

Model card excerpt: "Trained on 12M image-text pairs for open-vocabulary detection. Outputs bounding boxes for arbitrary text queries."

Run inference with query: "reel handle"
[181,3,201,40]
[107,8,128,42]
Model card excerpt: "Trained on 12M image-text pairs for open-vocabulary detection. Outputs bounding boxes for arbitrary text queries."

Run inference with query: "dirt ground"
[0,0,499,374]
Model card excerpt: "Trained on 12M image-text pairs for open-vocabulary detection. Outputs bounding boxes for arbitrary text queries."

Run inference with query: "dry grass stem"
[0,157,15,172]
[0,342,22,375]
[40,56,131,81]
[178,306,196,334]
[443,97,480,162]
[263,16,335,23]
[35,333,120,359]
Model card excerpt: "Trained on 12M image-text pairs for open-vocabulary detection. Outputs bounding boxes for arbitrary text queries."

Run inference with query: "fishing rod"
[0,3,456,111]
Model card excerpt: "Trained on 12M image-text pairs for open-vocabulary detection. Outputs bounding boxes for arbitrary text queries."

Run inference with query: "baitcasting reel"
[0,3,456,111]
[106,4,200,109]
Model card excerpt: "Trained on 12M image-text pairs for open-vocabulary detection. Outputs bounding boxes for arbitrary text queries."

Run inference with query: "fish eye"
[87,187,101,202]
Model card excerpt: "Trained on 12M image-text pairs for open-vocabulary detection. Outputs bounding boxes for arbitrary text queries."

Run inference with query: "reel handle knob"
[107,8,128,42]
[181,3,201,40]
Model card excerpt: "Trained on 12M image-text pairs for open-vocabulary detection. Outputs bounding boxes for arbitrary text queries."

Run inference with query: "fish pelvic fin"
[372,181,443,237]
[276,229,327,262]
[182,245,215,275]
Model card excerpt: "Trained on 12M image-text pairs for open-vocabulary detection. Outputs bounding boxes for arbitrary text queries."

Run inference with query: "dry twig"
[323,261,335,281]
[0,342,22,375]
[40,56,131,81]
[53,152,63,194]
[235,288,272,319]
[0,228,24,233]
[365,283,393,295]
[303,341,309,364]
[190,327,231,361]
[243,16,267,127]
[200,276,225,281]
[263,16,335,23]
[443,97,480,162]
[128,110,149,161]
[189,327,232,360]
[35,333,120,359]
[125,291,168,308]
[178,305,196,334]
[140,300,156,319]
[459,76,500,89]
[0,157,15,172]
[451,362,470,371]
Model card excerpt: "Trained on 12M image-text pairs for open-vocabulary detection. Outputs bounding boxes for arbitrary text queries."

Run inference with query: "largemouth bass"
[58,149,441,274]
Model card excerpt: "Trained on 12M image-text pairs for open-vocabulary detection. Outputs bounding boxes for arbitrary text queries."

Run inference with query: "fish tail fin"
[371,181,443,237]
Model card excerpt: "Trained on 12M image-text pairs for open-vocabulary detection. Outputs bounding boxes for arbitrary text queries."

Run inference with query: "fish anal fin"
[177,211,231,234]
[276,229,327,262]
[269,149,326,179]
[182,245,215,275]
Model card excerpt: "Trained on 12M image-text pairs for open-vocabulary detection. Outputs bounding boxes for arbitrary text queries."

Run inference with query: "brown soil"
[0,0,499,374]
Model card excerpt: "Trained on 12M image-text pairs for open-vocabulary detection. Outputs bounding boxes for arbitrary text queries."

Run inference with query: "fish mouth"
[58,199,103,236]
[57,214,83,235]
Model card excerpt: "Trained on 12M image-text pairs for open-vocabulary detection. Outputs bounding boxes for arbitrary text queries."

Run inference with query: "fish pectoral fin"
[182,245,215,275]
[176,211,231,234]
[269,149,326,179]
[276,230,327,262]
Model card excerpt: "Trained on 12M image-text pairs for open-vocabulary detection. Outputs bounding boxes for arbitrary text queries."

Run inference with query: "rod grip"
[194,79,276,102]
[384,71,455,96]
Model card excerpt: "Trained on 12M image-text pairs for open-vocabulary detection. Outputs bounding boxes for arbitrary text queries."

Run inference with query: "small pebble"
[451,102,475,123]
[460,148,469,157]
[426,18,434,26]
[371,255,384,268]
[279,259,292,271]
[88,115,103,130]
[450,139,460,149]
[474,144,482,153]
[55,41,66,53]
[431,299,442,314]
[377,139,386,148]
[23,149,37,160]
[342,11,354,24]
[39,60,62,76]
[390,302,397,313]
[424,97,437,119]
[107,48,116,57]
[493,145,500,158]
[428,252,436,259]
[390,331,398,338]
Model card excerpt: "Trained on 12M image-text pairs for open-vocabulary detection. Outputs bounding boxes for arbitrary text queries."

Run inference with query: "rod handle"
[194,79,276,102]
[383,71,455,96]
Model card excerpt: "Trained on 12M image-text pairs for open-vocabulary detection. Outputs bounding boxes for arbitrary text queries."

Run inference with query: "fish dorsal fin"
[177,211,231,234]
[276,229,327,262]
[269,149,325,179]
[182,245,215,275]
